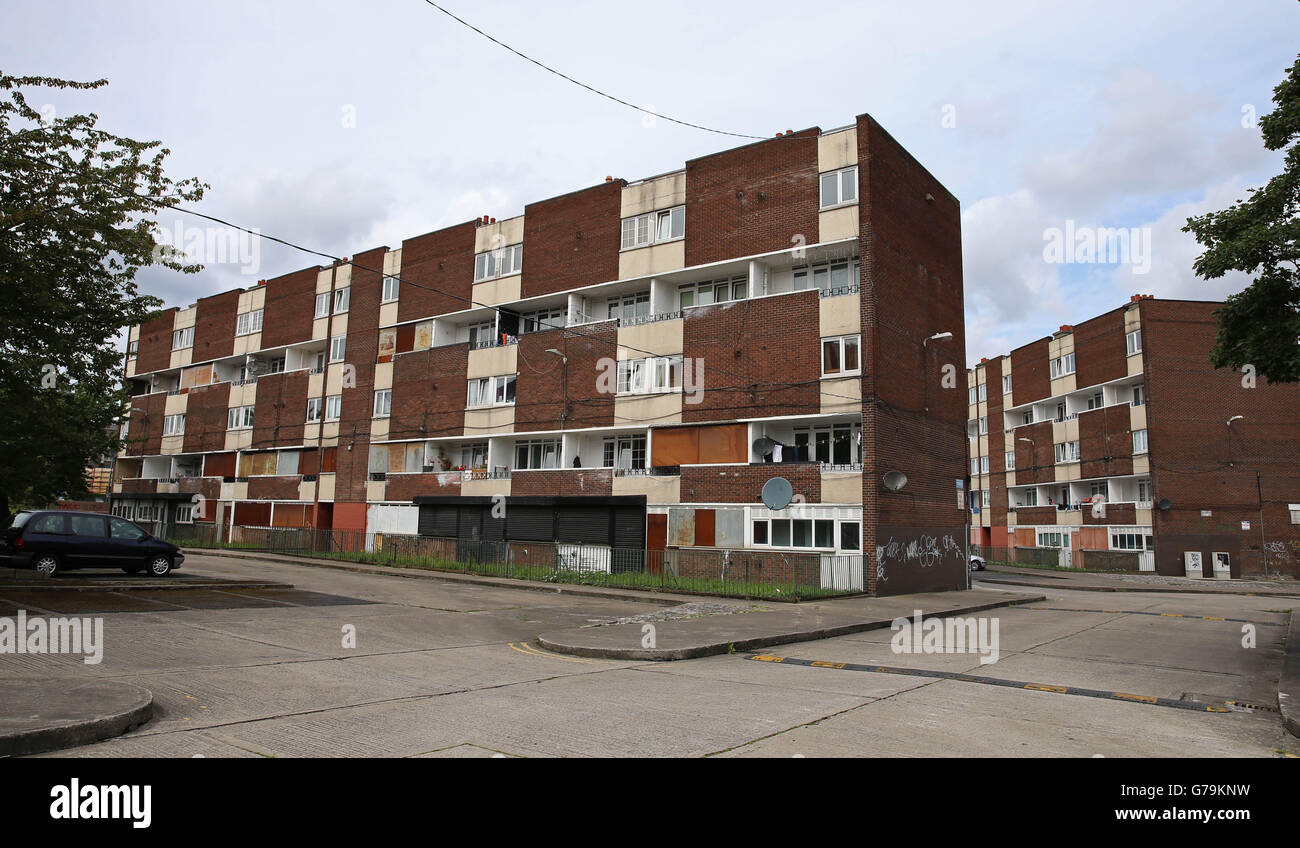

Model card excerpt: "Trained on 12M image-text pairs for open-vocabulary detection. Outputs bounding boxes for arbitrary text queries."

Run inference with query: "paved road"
[4,554,1294,757]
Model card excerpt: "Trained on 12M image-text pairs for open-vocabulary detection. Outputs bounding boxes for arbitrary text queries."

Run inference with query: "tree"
[0,72,206,523]
[1184,55,1300,384]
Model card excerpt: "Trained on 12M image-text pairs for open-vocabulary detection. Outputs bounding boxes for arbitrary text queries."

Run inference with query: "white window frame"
[978,383,987,402]
[324,395,342,421]
[819,165,858,209]
[473,243,523,282]
[235,309,264,337]
[306,397,323,423]
[175,505,193,524]
[1049,352,1075,378]
[678,275,749,310]
[793,258,858,294]
[620,205,685,251]
[821,334,862,377]
[1054,441,1080,463]
[513,438,561,470]
[1037,530,1065,548]
[751,516,842,551]
[467,375,517,408]
[1288,503,1300,525]
[373,389,392,418]
[163,413,186,436]
[1132,428,1148,454]
[606,292,650,322]
[602,434,647,470]
[329,335,346,362]
[1131,384,1145,407]
[616,356,682,396]
[314,292,331,318]
[519,307,568,334]
[333,287,350,314]
[1005,451,1015,471]
[171,326,194,350]
[381,275,400,303]
[127,340,138,359]
[227,405,255,430]
[1126,329,1142,355]
[1002,374,1012,394]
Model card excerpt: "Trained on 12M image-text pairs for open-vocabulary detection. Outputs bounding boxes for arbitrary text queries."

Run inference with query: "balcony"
[619,310,682,328]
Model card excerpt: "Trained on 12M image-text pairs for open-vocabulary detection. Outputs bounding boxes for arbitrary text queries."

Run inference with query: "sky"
[3,0,1296,362]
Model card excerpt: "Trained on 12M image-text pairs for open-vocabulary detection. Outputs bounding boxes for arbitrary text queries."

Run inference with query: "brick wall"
[856,114,967,596]
[511,469,613,496]
[1009,337,1051,406]
[182,382,231,453]
[513,323,617,432]
[521,182,623,298]
[1072,306,1128,389]
[397,221,478,322]
[681,290,821,423]
[260,266,319,348]
[684,130,820,266]
[389,344,468,441]
[1014,420,1054,487]
[1141,299,1300,577]
[1078,403,1133,479]
[384,472,464,501]
[680,462,821,504]
[332,247,387,503]
[251,370,309,449]
[134,309,177,375]
[127,393,166,456]
[247,476,302,500]
[192,288,241,363]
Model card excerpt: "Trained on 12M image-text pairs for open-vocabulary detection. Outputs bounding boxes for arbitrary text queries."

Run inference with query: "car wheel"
[147,555,173,577]
[34,554,60,577]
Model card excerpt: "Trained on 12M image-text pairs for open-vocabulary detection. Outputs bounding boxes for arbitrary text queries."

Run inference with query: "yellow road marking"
[1025,683,1068,694]
[1160,613,1183,618]
[751,654,786,663]
[811,661,846,669]
[508,641,608,665]
[1114,692,1158,704]
[1204,616,1225,621]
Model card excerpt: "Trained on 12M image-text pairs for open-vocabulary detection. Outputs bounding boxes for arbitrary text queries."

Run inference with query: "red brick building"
[114,113,968,595]
[967,296,1300,579]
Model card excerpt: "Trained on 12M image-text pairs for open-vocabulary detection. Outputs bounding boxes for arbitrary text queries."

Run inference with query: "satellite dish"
[882,471,908,492]
[752,437,777,457]
[761,477,793,510]
[1157,498,1172,511]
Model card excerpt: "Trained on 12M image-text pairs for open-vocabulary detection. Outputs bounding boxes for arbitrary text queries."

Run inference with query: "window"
[324,395,342,421]
[1022,489,1038,507]
[1289,503,1300,524]
[606,292,650,322]
[514,439,561,470]
[1049,353,1075,378]
[382,275,400,303]
[68,514,106,538]
[819,166,858,208]
[306,397,323,423]
[1054,441,1080,463]
[467,375,517,408]
[1131,384,1145,407]
[821,335,861,376]
[110,517,148,541]
[793,423,861,465]
[1111,532,1147,550]
[1005,451,1015,470]
[617,356,682,395]
[467,321,496,348]
[678,275,748,309]
[1086,392,1104,410]
[982,490,991,507]
[1037,531,1064,548]
[333,287,350,314]
[163,414,186,436]
[1022,410,1034,425]
[330,335,346,362]
[235,309,264,336]
[978,383,987,402]
[971,457,980,475]
[1002,374,1012,394]
[602,434,647,469]
[172,326,194,350]
[980,455,990,474]
[1055,402,1067,423]
[1132,428,1148,454]
[978,416,988,435]
[968,386,978,405]
[474,243,523,282]
[751,517,842,550]
[1088,480,1109,500]
[227,405,255,430]
[315,292,331,318]
[127,340,138,359]
[373,389,391,417]
[519,306,567,334]
[267,358,285,374]
[1126,329,1142,355]
[175,505,193,524]
[793,258,858,294]
[621,205,684,250]
[1137,479,1151,502]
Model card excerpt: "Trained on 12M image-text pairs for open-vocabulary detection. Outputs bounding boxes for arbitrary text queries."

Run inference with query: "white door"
[1183,550,1203,578]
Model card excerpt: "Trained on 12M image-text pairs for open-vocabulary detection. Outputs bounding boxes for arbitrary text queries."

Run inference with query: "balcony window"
[794,258,858,294]
[678,275,747,310]
[519,307,567,334]
[1132,384,1145,407]
[1037,531,1064,548]
[514,439,560,470]
[606,292,650,322]
[819,166,858,208]
[602,434,647,470]
[793,423,860,465]
[467,321,496,348]
[621,206,684,250]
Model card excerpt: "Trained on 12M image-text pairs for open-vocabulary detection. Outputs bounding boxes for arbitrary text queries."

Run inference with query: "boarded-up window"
[369,446,388,474]
[413,321,433,351]
[179,364,216,389]
[299,447,320,475]
[650,423,748,467]
[250,452,277,476]
[387,444,407,474]
[378,329,397,362]
[396,324,416,354]
[203,452,236,478]
[694,508,716,547]
[276,450,299,476]
[321,446,337,473]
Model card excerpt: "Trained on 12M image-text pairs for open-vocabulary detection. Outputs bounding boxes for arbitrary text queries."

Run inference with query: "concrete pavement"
[0,680,153,756]
[981,564,1300,597]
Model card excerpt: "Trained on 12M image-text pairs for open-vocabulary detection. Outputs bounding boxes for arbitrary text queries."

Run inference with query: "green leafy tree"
[1184,55,1300,383]
[0,72,206,523]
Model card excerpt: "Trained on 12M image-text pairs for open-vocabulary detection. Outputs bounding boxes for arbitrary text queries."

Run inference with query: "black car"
[1,510,184,577]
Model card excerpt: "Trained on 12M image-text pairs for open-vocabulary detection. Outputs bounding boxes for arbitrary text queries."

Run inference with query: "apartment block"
[967,296,1300,579]
[113,113,969,596]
